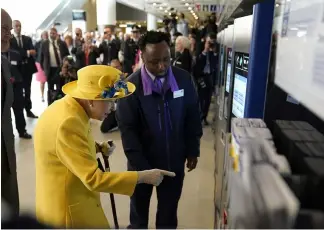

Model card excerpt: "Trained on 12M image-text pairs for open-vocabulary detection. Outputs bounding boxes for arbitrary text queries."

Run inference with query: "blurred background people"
[10,20,38,118]
[35,31,48,102]
[39,27,69,105]
[173,36,192,73]
[177,13,189,37]
[123,25,140,74]
[74,27,84,48]
[170,32,183,62]
[98,26,120,65]
[193,32,218,125]
[75,32,99,69]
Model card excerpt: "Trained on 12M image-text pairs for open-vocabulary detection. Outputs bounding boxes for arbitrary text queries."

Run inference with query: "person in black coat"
[173,36,192,73]
[98,26,119,65]
[1,9,19,218]
[74,35,99,69]
[193,32,218,125]
[10,20,38,118]
[2,49,32,139]
[39,27,69,105]
[122,25,140,74]
[116,31,202,229]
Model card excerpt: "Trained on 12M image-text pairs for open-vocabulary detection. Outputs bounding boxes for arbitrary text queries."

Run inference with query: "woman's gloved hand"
[137,169,176,186]
[96,141,116,157]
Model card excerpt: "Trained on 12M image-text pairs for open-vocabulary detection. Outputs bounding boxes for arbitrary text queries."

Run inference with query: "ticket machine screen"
[225,48,233,93]
[232,52,249,118]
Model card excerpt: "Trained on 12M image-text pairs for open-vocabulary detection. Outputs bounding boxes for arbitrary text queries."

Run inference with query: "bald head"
[1,9,12,52]
[12,20,21,35]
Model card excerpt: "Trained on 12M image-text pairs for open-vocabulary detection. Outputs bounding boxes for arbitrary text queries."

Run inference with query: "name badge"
[173,89,184,98]
[11,61,17,65]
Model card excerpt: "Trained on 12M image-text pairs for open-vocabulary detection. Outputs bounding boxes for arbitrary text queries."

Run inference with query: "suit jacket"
[116,66,202,172]
[40,39,70,77]
[172,49,192,73]
[2,50,24,83]
[193,51,218,87]
[10,35,37,74]
[34,95,138,228]
[98,39,119,65]
[1,55,16,174]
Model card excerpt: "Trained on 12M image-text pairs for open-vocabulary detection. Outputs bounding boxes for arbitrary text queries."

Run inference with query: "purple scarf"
[141,66,179,96]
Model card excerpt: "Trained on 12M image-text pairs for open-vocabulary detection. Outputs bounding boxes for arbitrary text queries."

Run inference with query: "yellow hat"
[62,65,136,100]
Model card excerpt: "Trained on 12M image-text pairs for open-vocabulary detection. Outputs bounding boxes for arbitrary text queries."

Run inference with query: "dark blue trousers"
[129,173,184,229]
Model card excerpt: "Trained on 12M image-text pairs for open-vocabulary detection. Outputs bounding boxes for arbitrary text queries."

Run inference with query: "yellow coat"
[34,95,138,228]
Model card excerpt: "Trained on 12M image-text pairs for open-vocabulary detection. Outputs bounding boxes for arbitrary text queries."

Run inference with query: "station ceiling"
[144,0,222,24]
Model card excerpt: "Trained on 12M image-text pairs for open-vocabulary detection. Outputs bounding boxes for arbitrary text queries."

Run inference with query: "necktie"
[52,41,61,66]
[155,78,163,94]
[17,36,22,48]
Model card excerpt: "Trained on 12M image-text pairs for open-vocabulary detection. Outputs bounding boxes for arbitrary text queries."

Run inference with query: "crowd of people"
[1,7,218,228]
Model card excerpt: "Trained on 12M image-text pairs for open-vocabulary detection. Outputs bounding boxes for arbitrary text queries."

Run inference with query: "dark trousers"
[1,145,19,217]
[47,67,59,105]
[12,82,27,135]
[100,111,118,133]
[129,173,184,229]
[198,86,213,121]
[22,71,33,112]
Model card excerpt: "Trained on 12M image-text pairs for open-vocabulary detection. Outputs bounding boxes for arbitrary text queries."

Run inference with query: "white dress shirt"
[145,66,165,84]
[49,38,61,68]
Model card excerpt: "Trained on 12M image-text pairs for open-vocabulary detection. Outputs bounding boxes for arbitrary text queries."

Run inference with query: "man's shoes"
[26,111,38,118]
[19,132,32,139]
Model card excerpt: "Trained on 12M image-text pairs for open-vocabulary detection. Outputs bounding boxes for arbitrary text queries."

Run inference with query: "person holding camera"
[47,57,77,105]
[75,32,99,70]
[193,32,218,125]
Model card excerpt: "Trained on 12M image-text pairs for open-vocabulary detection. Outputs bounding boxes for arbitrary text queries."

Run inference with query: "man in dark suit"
[123,25,140,74]
[2,49,32,139]
[193,32,218,125]
[39,27,69,105]
[1,8,20,217]
[10,20,38,118]
[116,31,202,229]
[98,26,119,65]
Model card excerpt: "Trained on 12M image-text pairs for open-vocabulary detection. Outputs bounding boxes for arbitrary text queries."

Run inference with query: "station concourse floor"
[14,80,216,229]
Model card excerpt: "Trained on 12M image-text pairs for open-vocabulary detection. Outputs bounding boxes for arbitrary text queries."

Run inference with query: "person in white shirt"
[176,13,189,37]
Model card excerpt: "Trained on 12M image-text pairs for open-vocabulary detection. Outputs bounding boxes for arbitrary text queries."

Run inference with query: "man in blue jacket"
[116,31,203,229]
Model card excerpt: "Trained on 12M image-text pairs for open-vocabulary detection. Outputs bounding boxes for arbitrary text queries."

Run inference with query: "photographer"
[75,32,99,69]
[193,32,218,125]
[48,56,77,105]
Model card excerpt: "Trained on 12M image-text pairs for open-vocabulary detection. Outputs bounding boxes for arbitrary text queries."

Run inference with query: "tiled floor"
[13,80,216,228]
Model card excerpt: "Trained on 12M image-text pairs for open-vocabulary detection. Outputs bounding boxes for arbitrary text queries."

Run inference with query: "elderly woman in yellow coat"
[34,65,175,228]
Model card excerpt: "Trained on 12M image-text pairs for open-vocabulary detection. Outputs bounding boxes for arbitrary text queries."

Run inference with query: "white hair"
[175,36,191,50]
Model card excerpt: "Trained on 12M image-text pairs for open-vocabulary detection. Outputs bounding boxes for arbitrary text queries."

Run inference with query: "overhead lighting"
[175,16,178,19]
[119,24,127,28]
[190,10,194,13]
[188,7,192,10]
[275,3,279,7]
[181,0,185,1]
[185,3,189,6]
[153,2,156,6]
[159,6,163,10]
[164,10,168,13]
[169,12,172,16]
